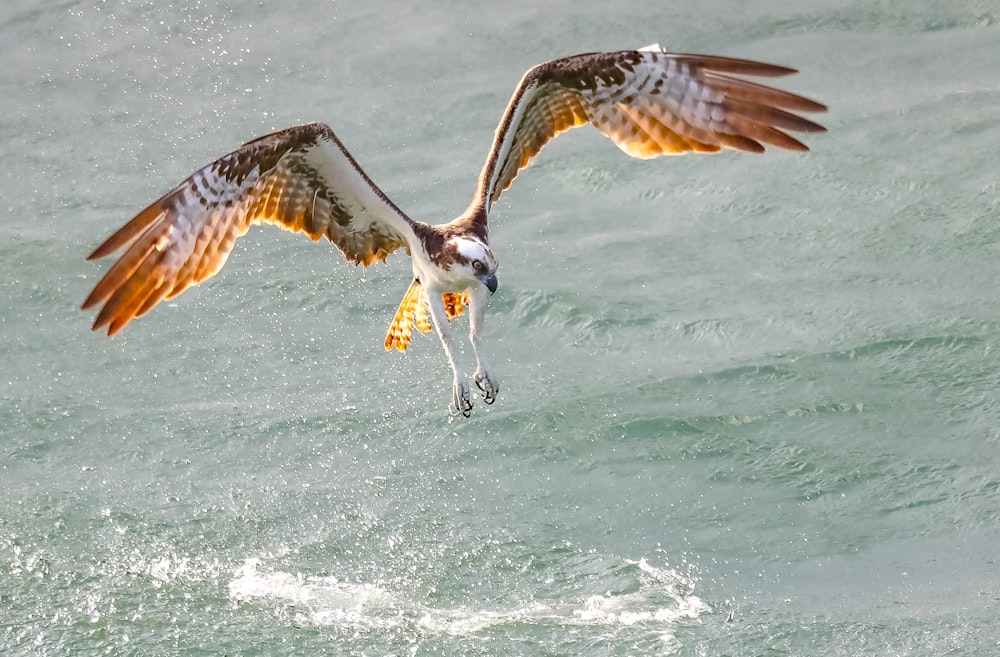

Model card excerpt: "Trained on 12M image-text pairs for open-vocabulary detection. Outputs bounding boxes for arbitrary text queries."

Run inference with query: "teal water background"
[4,1,1000,654]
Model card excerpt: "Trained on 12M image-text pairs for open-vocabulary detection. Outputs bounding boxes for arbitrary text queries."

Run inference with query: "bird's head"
[449,236,498,294]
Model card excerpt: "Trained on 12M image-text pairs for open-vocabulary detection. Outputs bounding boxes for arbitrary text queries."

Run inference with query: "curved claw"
[452,379,473,417]
[474,371,500,405]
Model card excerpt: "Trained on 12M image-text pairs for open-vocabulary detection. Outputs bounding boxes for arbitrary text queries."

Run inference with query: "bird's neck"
[448,202,489,243]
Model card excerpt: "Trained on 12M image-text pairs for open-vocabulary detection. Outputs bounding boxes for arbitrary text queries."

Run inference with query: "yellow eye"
[473,259,484,271]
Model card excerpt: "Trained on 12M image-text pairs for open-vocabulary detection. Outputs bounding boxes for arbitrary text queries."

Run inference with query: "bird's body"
[82,45,826,416]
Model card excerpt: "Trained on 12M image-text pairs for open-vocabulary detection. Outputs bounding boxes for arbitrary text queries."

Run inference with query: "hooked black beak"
[480,272,498,295]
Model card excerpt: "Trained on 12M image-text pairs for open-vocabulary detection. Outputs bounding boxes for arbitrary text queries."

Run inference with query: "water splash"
[227,555,710,644]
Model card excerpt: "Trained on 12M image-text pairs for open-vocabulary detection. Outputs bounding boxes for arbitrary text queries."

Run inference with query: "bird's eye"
[472,259,484,271]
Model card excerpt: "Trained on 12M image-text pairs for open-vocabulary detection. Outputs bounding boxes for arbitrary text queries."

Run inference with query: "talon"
[474,371,499,405]
[452,379,473,417]
[450,405,472,418]
[452,396,472,417]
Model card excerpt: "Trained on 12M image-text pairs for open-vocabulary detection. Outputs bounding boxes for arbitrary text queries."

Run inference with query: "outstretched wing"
[82,122,417,335]
[470,44,827,213]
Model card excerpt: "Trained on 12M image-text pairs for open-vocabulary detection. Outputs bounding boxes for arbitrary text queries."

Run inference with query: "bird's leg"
[427,293,472,417]
[468,285,499,404]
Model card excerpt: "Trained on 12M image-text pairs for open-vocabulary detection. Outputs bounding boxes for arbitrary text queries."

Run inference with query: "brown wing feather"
[83,123,416,335]
[469,45,827,214]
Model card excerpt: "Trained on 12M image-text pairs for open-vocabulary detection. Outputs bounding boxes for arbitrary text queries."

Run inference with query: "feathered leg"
[427,292,472,417]
[468,285,499,404]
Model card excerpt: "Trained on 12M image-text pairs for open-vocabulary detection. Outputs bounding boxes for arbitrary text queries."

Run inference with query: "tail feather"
[385,279,425,352]
[384,280,467,352]
[442,292,467,320]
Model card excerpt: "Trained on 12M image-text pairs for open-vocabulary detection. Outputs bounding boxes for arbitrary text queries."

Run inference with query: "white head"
[447,237,498,293]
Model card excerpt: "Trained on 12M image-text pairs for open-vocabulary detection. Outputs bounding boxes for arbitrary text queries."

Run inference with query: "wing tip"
[797,99,829,115]
[86,238,126,261]
[88,312,114,336]
[719,134,765,154]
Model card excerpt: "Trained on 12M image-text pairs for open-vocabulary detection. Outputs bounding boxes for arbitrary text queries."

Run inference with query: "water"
[4,0,1000,654]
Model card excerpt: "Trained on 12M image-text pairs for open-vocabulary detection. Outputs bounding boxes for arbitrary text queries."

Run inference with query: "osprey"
[82,45,825,416]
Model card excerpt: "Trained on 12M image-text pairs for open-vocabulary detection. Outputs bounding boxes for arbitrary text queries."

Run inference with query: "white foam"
[228,558,393,627]
[569,559,709,641]
[227,555,710,639]
[572,592,709,625]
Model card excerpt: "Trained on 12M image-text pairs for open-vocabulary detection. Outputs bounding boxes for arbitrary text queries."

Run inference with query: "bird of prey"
[82,44,826,416]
